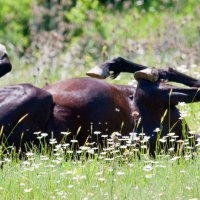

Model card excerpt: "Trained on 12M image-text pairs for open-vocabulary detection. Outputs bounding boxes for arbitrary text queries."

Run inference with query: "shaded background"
[0,0,199,87]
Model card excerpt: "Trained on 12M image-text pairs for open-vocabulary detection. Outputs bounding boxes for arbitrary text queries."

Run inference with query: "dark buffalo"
[0,47,200,154]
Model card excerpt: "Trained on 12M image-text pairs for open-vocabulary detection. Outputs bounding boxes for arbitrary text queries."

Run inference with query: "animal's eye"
[129,95,133,100]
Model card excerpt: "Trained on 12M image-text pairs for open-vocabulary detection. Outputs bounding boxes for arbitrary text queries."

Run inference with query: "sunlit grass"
[0,137,199,200]
[0,115,200,199]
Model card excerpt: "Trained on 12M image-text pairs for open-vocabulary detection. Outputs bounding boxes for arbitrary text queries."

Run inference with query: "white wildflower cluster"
[28,126,200,165]
[142,160,164,179]
[33,131,49,139]
[178,102,190,119]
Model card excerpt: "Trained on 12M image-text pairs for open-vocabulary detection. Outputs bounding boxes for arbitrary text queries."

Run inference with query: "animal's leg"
[159,86,200,106]
[136,80,200,106]
[87,57,200,87]
[87,57,146,79]
[158,67,200,87]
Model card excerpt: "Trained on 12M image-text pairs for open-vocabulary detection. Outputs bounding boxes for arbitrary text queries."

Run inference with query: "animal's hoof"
[86,65,110,79]
[134,68,159,82]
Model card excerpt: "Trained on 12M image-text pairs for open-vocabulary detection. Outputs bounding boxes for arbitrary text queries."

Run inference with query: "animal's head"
[0,43,12,78]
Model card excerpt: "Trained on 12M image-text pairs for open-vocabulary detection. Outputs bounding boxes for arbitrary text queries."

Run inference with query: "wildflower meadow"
[0,0,200,199]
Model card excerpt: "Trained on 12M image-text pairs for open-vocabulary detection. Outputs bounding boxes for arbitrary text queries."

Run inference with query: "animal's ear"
[134,68,159,82]
[0,44,12,77]
[0,44,7,57]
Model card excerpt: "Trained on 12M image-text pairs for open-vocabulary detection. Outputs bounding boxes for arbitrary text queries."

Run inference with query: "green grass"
[0,149,200,200]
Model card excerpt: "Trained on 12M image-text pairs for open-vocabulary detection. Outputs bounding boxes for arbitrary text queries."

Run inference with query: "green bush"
[0,0,192,53]
[0,0,32,52]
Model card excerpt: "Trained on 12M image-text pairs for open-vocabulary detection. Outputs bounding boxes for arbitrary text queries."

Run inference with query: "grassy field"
[0,1,200,199]
[0,144,199,200]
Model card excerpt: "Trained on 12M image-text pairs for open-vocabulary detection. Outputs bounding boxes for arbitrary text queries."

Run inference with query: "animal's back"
[45,77,134,144]
[0,83,53,149]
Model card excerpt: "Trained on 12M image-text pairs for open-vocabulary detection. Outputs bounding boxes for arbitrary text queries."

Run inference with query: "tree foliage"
[0,0,32,51]
[0,0,191,53]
